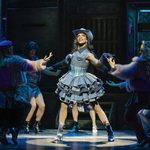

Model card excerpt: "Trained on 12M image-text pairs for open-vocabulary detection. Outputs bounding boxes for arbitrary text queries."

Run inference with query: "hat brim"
[72,28,93,41]
[72,29,89,36]
[0,40,12,47]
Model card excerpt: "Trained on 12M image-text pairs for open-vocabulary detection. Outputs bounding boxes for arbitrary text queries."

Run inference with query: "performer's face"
[76,33,87,46]
[139,40,145,55]
[29,49,36,57]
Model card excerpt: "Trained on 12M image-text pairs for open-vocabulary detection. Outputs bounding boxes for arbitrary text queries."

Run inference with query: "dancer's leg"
[71,103,79,132]
[94,103,114,142]
[34,93,45,133]
[55,102,68,141]
[89,110,97,133]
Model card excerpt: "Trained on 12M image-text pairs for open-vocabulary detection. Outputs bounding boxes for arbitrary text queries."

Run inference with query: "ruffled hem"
[55,72,105,103]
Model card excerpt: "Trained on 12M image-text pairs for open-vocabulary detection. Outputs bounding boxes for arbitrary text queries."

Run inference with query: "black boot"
[24,121,30,134]
[137,138,150,147]
[10,128,19,145]
[106,125,115,142]
[34,121,40,134]
[70,121,79,133]
[0,130,11,145]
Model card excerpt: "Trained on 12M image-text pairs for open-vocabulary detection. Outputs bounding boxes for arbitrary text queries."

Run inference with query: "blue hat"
[72,28,93,42]
[0,40,12,47]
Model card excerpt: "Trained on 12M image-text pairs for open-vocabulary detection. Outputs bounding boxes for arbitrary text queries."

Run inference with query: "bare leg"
[25,97,37,122]
[94,103,109,125]
[54,102,68,141]
[72,103,78,122]
[89,110,97,133]
[32,93,45,133]
[35,93,45,122]
[94,103,114,142]
[24,97,36,133]
[59,102,68,124]
[71,103,79,132]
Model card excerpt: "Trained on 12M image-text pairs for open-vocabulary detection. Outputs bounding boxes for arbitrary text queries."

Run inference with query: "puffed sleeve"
[65,53,73,64]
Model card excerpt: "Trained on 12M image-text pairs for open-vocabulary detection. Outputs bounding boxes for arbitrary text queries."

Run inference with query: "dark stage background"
[0,0,150,130]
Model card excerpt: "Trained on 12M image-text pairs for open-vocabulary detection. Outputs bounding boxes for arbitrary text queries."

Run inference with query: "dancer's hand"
[43,52,53,64]
[107,57,116,69]
[37,52,53,71]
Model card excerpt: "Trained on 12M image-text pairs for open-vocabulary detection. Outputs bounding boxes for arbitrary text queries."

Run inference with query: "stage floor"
[0,129,149,150]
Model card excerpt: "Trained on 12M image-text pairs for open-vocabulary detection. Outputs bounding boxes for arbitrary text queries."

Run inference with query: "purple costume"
[110,55,150,144]
[111,56,150,92]
[0,55,38,108]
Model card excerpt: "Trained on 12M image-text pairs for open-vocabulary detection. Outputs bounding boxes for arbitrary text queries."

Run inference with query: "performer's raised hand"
[43,52,53,64]
[37,52,53,71]
[107,56,116,69]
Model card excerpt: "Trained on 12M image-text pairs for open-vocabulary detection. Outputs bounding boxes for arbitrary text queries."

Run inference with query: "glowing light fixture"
[140,10,150,13]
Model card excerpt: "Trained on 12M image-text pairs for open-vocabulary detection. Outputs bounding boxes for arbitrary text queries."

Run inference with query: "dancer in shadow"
[0,39,52,145]
[106,40,150,146]
[23,41,61,134]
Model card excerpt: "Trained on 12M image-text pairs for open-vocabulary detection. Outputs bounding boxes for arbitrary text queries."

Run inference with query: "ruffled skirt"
[55,72,105,104]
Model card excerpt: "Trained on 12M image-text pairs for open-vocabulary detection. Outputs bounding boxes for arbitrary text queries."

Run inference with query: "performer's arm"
[86,53,109,72]
[106,80,126,89]
[17,52,52,72]
[42,67,61,76]
[107,57,140,80]
[50,59,68,70]
[49,53,72,70]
